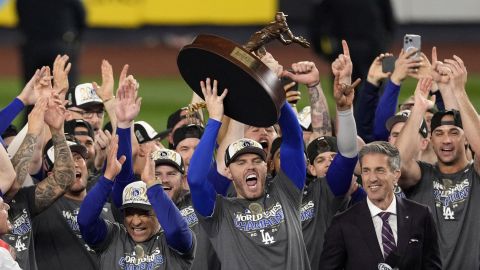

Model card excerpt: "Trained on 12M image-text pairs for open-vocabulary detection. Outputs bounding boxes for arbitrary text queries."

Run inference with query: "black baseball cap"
[225,138,267,166]
[173,124,204,148]
[134,121,162,144]
[44,136,88,172]
[1,124,18,139]
[64,119,94,140]
[307,136,337,165]
[430,110,463,133]
[66,83,103,110]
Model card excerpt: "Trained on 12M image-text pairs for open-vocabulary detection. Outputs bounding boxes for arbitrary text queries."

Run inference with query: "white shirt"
[366,196,398,257]
[0,248,22,270]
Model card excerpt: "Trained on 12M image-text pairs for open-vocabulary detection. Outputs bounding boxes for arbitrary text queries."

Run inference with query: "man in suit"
[319,141,441,270]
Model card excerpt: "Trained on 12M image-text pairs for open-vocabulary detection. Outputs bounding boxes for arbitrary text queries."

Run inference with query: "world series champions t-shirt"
[404,161,480,269]
[301,177,349,269]
[33,196,114,270]
[93,221,196,270]
[1,186,40,270]
[176,193,221,270]
[198,170,311,270]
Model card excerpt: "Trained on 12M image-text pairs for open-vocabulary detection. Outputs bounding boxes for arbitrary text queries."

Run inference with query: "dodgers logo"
[300,200,315,222]
[118,249,164,270]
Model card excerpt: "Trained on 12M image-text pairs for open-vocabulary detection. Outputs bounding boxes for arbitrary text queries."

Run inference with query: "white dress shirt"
[366,196,398,256]
[0,248,22,270]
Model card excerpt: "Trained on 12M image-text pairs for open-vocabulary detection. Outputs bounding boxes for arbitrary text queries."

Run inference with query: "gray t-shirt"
[405,161,480,269]
[301,177,348,269]
[198,170,310,270]
[93,221,195,270]
[1,186,39,270]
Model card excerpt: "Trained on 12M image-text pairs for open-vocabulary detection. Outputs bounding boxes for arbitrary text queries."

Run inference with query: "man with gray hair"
[320,141,441,270]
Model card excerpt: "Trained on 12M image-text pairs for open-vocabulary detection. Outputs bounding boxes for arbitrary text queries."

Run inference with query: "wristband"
[307,81,320,88]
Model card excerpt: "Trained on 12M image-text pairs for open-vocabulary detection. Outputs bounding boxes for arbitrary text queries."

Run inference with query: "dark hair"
[359,141,401,171]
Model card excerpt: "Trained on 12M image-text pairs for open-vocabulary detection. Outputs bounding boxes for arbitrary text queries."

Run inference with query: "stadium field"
[1,75,480,133]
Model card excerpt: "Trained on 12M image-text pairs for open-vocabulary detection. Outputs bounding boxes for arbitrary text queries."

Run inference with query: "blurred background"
[1,0,480,131]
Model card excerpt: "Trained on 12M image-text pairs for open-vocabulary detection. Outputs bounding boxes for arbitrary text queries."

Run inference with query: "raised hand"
[115,74,141,128]
[444,55,468,92]
[333,75,361,111]
[93,60,115,102]
[414,77,434,111]
[44,92,68,132]
[17,68,42,106]
[367,53,393,86]
[52,54,71,98]
[94,129,113,170]
[200,78,228,122]
[103,134,126,181]
[284,81,301,105]
[331,40,353,85]
[27,97,48,135]
[141,143,156,186]
[281,61,320,87]
[430,47,450,86]
[390,49,422,85]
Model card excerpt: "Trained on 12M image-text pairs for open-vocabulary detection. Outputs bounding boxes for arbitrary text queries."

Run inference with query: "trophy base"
[177,34,285,127]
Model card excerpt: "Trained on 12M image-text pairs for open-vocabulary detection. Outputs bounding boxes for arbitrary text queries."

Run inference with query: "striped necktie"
[379,211,396,259]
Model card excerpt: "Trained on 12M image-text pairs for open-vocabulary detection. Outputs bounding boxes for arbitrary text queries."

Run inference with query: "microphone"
[378,251,400,270]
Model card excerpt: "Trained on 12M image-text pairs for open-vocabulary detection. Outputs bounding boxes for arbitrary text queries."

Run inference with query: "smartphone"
[382,56,396,73]
[403,34,421,59]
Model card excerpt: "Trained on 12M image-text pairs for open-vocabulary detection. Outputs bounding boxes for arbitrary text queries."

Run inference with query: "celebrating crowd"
[0,38,478,270]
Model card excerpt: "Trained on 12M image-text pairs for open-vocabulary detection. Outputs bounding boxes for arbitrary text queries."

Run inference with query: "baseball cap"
[307,136,337,165]
[66,83,103,110]
[297,106,312,131]
[134,121,162,144]
[172,124,204,148]
[64,119,94,140]
[386,110,428,138]
[225,138,267,167]
[1,124,18,139]
[151,149,185,174]
[121,181,152,211]
[430,110,463,133]
[44,136,88,171]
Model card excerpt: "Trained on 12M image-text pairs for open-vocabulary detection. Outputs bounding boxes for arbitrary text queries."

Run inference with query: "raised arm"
[430,47,459,110]
[326,41,361,196]
[0,138,16,199]
[443,56,480,171]
[395,78,433,189]
[306,69,332,141]
[142,145,193,254]
[79,134,125,247]
[188,78,228,217]
[111,73,141,208]
[355,53,391,143]
[34,94,75,211]
[5,99,48,200]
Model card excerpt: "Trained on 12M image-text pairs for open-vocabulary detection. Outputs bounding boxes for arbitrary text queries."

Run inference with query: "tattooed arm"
[308,83,332,142]
[34,131,75,211]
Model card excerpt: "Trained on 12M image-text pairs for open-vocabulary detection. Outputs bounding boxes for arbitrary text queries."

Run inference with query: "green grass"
[1,75,480,132]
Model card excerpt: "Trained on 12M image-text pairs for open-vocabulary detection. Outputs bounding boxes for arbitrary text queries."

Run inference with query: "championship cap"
[307,136,337,165]
[134,121,162,144]
[430,110,463,133]
[151,149,185,174]
[225,138,266,166]
[44,136,88,171]
[64,119,95,140]
[66,83,103,110]
[122,181,152,211]
[172,124,204,148]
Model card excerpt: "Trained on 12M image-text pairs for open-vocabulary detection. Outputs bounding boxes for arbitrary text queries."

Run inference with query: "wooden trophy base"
[177,34,285,127]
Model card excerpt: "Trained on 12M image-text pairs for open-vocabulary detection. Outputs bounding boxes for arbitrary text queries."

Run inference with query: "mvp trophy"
[177,12,310,126]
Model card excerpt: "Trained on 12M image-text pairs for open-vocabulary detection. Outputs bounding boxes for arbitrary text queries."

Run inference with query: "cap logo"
[135,130,144,143]
[123,184,150,206]
[75,83,102,106]
[151,149,182,168]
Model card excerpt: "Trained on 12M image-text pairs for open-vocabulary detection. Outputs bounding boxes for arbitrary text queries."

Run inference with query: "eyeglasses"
[69,109,104,119]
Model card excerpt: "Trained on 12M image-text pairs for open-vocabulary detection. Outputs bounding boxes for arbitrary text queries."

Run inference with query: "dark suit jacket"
[319,196,441,270]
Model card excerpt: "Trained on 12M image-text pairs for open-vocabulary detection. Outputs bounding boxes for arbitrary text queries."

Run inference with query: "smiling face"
[431,115,467,167]
[154,165,184,202]
[244,126,278,156]
[124,208,160,243]
[227,153,268,200]
[360,153,400,209]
